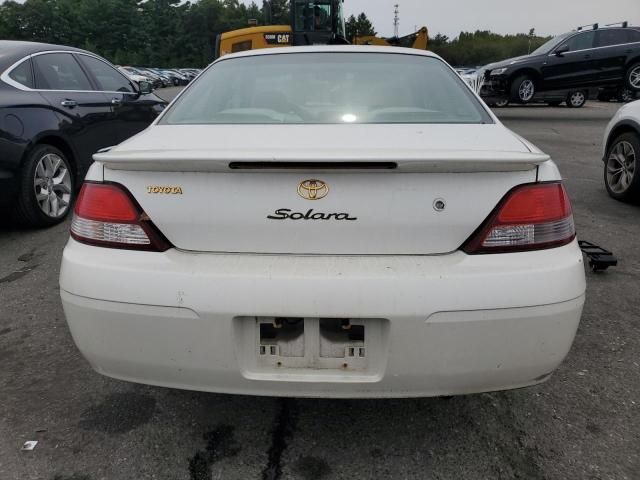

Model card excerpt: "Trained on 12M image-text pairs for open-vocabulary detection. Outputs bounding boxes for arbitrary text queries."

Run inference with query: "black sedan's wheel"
[566,90,587,108]
[626,63,640,92]
[13,145,75,227]
[510,75,536,104]
[604,132,640,202]
[493,98,509,108]
[620,89,635,103]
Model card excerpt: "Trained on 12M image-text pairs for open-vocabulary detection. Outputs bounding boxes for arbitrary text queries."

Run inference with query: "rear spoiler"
[95,150,550,173]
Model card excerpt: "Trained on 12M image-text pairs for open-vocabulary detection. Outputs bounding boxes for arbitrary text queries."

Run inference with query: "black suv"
[0,41,166,227]
[481,23,640,104]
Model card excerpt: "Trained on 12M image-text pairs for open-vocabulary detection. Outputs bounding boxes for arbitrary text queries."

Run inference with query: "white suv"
[603,100,640,202]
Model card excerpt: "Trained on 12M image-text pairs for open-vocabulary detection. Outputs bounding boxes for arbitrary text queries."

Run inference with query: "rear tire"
[510,75,536,104]
[566,90,587,108]
[626,63,640,92]
[12,145,75,227]
[620,88,636,103]
[604,132,640,203]
[493,98,509,108]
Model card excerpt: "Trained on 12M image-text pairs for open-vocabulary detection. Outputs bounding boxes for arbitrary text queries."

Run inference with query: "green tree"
[346,12,375,41]
[263,0,289,25]
[0,1,25,39]
[0,1,551,69]
[429,33,449,47]
[429,30,551,67]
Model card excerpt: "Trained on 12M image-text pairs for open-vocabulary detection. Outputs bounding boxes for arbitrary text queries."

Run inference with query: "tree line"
[0,0,551,68]
[429,29,552,67]
[0,0,286,67]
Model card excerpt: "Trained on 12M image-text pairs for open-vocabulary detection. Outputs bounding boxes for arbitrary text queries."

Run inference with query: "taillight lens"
[462,182,575,254]
[70,183,172,252]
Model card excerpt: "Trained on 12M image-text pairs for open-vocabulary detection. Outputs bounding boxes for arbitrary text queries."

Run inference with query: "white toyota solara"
[60,47,586,398]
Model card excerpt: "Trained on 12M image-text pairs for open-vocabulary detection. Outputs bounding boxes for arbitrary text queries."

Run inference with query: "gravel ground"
[0,99,638,480]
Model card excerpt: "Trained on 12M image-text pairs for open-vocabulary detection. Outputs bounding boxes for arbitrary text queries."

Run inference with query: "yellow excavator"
[215,1,428,58]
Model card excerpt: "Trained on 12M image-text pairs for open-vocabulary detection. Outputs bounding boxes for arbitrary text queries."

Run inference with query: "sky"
[248,0,640,38]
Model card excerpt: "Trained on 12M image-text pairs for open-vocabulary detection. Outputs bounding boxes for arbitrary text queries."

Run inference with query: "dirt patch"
[79,392,156,434]
[292,456,332,480]
[0,265,39,284]
[188,424,241,480]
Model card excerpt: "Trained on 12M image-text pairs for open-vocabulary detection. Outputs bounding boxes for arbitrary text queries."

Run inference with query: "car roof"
[218,45,442,62]
[0,40,89,70]
[569,25,640,34]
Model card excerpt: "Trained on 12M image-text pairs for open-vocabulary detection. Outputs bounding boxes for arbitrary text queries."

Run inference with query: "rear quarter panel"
[0,86,66,173]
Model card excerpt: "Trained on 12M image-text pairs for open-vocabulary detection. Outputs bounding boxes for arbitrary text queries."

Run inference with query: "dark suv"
[481,23,640,104]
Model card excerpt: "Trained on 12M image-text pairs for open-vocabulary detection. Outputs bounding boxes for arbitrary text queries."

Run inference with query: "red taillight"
[75,184,138,222]
[462,182,576,254]
[70,182,172,251]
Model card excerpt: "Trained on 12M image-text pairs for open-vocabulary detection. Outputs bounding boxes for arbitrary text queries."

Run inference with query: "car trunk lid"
[99,124,544,255]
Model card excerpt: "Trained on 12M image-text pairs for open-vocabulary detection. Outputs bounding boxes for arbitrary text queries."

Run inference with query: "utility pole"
[393,4,399,38]
[528,27,535,54]
[264,1,272,25]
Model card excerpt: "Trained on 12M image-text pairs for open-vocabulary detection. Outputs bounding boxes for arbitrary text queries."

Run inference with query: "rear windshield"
[160,52,492,125]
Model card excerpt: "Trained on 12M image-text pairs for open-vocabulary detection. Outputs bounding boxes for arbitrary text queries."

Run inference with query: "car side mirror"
[555,45,570,56]
[138,81,153,95]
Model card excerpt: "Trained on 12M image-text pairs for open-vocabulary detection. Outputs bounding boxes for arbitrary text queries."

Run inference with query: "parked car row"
[1,31,638,231]
[117,66,201,89]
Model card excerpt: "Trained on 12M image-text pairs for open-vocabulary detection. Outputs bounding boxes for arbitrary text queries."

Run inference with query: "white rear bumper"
[60,239,586,398]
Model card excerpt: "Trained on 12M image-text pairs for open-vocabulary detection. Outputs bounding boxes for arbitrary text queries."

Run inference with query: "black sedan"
[0,41,166,227]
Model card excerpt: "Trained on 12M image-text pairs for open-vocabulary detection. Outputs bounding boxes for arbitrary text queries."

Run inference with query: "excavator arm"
[353,27,428,50]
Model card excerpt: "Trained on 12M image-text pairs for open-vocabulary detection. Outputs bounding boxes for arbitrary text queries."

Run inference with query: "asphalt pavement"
[157,86,183,102]
[0,98,638,480]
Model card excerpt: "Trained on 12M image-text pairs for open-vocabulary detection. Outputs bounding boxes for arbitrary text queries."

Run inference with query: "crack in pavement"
[261,399,298,480]
[0,264,39,284]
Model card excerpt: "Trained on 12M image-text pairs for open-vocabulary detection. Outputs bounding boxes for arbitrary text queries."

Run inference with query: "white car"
[457,68,485,95]
[60,47,586,398]
[603,100,640,202]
